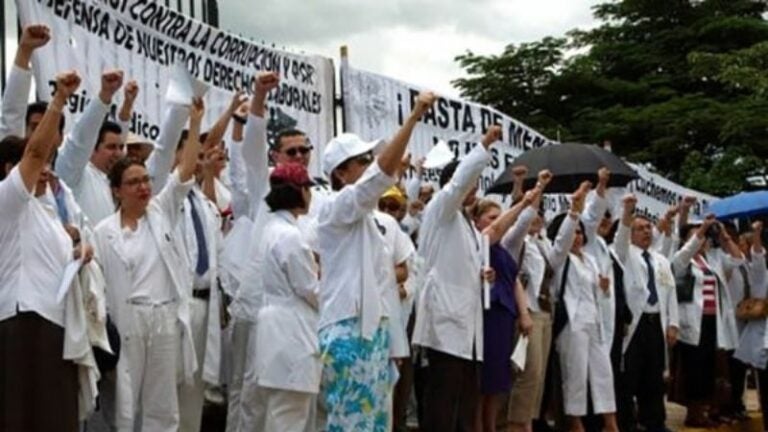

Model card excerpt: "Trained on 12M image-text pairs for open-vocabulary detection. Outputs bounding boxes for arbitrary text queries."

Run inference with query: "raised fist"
[100,69,125,99]
[20,25,51,51]
[482,125,502,147]
[55,71,82,99]
[253,72,280,94]
[414,91,438,117]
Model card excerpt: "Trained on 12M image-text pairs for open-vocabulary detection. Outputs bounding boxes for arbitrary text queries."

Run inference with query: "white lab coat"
[413,144,491,361]
[613,223,679,365]
[55,98,130,225]
[582,193,617,348]
[0,64,31,140]
[93,172,198,418]
[671,236,742,349]
[255,211,322,394]
[732,249,768,368]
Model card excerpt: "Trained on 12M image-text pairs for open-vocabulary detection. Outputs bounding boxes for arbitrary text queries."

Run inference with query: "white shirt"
[0,65,32,140]
[375,211,415,357]
[317,161,397,337]
[0,167,72,327]
[122,218,175,302]
[55,98,121,225]
[520,234,553,314]
[412,144,491,360]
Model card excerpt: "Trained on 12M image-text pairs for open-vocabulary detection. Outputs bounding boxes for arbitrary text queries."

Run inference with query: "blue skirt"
[319,317,392,432]
[481,300,517,394]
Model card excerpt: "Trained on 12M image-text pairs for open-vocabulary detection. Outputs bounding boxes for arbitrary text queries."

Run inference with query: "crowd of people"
[1,24,767,432]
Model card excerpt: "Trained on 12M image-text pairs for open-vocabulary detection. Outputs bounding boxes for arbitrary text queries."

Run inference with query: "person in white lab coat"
[0,71,83,432]
[54,71,137,225]
[316,91,436,431]
[92,98,206,432]
[411,125,500,432]
[669,214,744,427]
[732,221,768,431]
[549,182,619,432]
[172,93,243,432]
[613,194,680,432]
[250,163,321,432]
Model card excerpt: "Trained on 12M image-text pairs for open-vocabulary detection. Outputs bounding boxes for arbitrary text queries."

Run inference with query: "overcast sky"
[217,0,601,97]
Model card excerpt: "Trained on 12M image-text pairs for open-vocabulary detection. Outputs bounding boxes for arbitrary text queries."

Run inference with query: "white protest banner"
[342,63,716,221]
[342,63,555,195]
[17,0,335,176]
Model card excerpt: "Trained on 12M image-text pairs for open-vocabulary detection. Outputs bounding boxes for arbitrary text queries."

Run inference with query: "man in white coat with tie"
[412,125,500,432]
[613,194,679,432]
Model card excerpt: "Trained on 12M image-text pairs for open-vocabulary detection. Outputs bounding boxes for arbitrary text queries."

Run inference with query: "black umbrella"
[487,143,639,194]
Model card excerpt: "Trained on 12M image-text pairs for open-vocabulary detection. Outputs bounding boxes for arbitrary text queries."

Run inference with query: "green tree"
[454,0,768,196]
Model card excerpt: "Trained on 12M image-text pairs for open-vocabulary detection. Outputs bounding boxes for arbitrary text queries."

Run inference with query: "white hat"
[322,133,385,177]
[125,132,152,147]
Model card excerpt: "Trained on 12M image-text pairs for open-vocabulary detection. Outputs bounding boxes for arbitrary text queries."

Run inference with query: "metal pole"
[0,0,6,93]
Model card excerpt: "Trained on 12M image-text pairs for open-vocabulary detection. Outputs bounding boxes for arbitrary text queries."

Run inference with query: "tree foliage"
[454,0,768,196]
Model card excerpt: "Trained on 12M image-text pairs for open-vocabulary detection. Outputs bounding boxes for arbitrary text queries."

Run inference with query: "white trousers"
[556,322,616,416]
[225,318,254,432]
[256,386,314,432]
[237,319,266,431]
[115,303,180,432]
[178,298,209,432]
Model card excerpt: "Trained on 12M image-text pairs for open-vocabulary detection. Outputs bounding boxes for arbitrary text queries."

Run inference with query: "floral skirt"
[319,317,391,432]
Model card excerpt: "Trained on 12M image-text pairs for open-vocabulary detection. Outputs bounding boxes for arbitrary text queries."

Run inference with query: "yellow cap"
[381,186,406,204]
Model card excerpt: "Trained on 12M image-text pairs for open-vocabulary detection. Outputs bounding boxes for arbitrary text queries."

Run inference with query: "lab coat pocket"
[431,282,472,333]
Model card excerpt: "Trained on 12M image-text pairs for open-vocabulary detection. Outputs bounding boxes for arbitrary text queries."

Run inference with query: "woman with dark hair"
[92,98,204,432]
[316,91,436,431]
[251,162,321,431]
[0,71,82,432]
[549,181,619,432]
[670,214,744,427]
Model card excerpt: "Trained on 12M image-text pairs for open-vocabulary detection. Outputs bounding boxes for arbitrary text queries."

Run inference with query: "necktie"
[187,191,210,276]
[642,250,658,306]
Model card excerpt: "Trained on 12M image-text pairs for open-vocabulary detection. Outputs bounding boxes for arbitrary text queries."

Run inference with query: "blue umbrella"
[708,190,768,219]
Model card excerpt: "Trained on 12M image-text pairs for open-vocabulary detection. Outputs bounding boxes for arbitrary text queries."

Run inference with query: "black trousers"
[727,354,748,414]
[0,312,79,432]
[623,313,667,431]
[422,348,481,432]
[757,368,768,431]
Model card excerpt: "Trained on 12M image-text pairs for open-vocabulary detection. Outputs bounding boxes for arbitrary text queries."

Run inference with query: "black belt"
[192,289,211,300]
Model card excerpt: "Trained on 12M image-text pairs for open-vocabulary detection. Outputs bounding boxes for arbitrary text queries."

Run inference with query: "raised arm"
[510,165,528,204]
[678,195,696,233]
[582,168,609,245]
[242,72,279,218]
[204,90,245,151]
[671,215,714,275]
[179,98,204,182]
[614,193,637,264]
[117,80,139,143]
[327,92,437,225]
[750,221,767,295]
[430,125,499,223]
[1,25,49,139]
[378,92,437,177]
[20,71,80,192]
[654,205,678,256]
[227,101,250,218]
[491,170,550,248]
[55,69,123,187]
[147,102,190,195]
[548,181,590,270]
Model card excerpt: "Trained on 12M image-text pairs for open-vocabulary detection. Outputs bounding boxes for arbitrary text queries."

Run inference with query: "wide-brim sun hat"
[322,133,385,177]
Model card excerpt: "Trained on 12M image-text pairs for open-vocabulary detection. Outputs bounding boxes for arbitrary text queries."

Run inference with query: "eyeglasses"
[283,145,313,157]
[122,175,153,187]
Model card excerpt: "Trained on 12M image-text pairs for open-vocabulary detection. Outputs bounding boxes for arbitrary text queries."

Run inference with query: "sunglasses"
[283,145,313,157]
[352,152,374,165]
